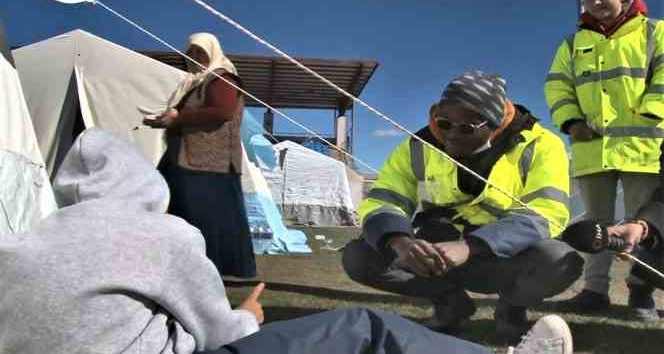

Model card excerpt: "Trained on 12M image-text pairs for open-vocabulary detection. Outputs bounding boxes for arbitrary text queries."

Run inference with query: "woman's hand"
[142,108,179,129]
[238,282,265,324]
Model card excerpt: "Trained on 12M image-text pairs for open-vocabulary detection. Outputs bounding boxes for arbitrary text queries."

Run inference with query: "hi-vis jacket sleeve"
[545,39,585,133]
[469,133,571,258]
[639,21,664,119]
[358,139,418,252]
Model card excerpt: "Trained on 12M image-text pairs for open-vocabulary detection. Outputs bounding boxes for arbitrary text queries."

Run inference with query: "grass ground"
[223,227,664,353]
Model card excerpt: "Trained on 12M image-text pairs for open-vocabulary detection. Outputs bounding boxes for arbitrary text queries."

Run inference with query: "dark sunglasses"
[435,117,489,135]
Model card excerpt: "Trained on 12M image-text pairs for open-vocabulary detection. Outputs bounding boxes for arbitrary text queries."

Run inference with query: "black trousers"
[342,227,583,307]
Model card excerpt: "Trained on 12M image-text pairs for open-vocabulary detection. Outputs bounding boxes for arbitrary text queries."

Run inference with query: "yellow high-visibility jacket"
[545,15,664,177]
[359,113,570,258]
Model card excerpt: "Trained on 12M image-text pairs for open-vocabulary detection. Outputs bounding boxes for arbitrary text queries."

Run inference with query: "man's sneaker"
[628,285,660,324]
[506,314,573,354]
[555,289,610,314]
[495,300,529,343]
[423,289,476,333]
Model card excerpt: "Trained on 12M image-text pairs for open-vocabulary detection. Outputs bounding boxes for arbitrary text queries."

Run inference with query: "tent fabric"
[345,166,365,210]
[13,30,186,175]
[241,110,310,254]
[240,144,311,255]
[0,22,57,234]
[240,110,277,170]
[0,20,13,67]
[0,152,50,233]
[265,141,358,227]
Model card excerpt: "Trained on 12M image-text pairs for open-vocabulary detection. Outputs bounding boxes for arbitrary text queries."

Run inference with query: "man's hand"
[607,222,646,255]
[389,236,447,277]
[433,241,471,269]
[568,121,595,142]
[142,108,179,129]
[238,282,265,324]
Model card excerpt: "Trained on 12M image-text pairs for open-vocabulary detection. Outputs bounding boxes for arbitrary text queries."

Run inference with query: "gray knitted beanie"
[439,71,507,127]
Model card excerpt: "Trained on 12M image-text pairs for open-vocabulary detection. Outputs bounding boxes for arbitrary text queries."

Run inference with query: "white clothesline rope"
[185,0,664,283]
[74,0,557,231]
[92,0,379,174]
[621,252,664,280]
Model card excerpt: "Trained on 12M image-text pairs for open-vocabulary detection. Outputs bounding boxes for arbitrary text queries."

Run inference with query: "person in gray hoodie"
[0,128,574,354]
[0,128,261,353]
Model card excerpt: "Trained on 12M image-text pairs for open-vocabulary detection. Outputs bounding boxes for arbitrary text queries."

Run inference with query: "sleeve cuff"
[363,212,413,253]
[468,214,549,258]
[638,101,664,120]
[637,203,664,243]
[560,119,585,135]
[231,309,260,339]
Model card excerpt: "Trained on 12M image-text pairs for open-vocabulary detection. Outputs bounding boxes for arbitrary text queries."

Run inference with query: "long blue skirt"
[160,161,256,278]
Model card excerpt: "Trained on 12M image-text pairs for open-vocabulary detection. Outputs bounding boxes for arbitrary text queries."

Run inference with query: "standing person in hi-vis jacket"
[545,0,664,322]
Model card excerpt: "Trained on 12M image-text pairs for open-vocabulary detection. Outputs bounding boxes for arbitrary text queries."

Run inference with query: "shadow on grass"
[263,306,329,322]
[226,280,504,309]
[569,321,664,353]
[226,280,428,304]
[536,299,664,321]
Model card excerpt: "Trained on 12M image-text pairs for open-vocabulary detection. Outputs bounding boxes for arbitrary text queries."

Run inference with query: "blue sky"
[2,0,663,174]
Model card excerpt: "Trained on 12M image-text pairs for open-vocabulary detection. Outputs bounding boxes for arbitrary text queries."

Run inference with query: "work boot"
[506,314,573,354]
[555,289,610,314]
[495,299,529,344]
[628,284,660,324]
[423,289,476,334]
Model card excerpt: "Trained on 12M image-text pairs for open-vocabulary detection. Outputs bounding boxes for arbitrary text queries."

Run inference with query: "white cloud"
[372,129,405,138]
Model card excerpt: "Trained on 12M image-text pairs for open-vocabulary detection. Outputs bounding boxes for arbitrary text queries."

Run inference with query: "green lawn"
[224,227,664,353]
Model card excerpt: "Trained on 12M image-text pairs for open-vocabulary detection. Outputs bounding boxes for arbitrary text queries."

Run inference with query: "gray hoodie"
[0,129,259,354]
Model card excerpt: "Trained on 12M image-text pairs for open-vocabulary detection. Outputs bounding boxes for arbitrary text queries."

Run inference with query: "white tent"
[12,29,186,175]
[265,140,358,226]
[0,19,56,234]
[240,111,311,254]
[241,146,311,254]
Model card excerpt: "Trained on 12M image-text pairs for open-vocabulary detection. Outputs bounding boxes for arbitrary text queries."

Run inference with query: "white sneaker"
[506,315,573,354]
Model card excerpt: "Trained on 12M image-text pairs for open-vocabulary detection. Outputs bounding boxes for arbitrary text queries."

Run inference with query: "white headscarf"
[167,32,238,109]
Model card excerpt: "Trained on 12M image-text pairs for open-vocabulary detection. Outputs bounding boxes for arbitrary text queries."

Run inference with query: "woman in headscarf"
[144,32,256,278]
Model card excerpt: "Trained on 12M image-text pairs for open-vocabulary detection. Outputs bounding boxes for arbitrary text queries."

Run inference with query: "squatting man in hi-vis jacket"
[342,71,585,343]
[545,0,664,322]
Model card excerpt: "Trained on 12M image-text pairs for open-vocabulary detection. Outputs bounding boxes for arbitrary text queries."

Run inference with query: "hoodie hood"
[580,0,649,36]
[53,128,169,212]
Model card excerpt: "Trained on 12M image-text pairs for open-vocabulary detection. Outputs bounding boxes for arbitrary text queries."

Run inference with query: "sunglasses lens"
[458,124,475,135]
[437,120,452,130]
[436,119,484,135]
